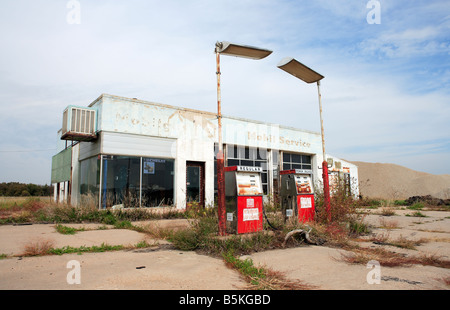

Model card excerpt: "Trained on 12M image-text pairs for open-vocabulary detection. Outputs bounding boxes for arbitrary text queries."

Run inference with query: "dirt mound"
[404,195,450,206]
[348,161,450,200]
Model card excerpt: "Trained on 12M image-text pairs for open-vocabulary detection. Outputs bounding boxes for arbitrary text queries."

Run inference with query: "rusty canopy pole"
[215,47,227,236]
[317,80,331,222]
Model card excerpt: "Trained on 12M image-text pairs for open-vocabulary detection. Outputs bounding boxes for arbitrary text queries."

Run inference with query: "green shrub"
[169,228,199,251]
[407,203,424,210]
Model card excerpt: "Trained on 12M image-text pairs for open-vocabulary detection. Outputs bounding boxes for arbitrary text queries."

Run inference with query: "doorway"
[186,161,205,207]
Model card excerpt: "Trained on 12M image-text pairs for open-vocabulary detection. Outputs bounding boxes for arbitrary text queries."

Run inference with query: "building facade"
[51,94,358,209]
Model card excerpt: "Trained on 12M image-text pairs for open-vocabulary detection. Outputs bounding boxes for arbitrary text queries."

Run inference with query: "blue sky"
[0,0,449,185]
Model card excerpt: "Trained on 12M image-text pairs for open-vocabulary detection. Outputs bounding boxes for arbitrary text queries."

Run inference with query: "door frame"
[186,161,205,207]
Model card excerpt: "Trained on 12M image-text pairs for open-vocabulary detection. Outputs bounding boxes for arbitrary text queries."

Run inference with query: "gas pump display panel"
[236,172,263,196]
[294,175,313,194]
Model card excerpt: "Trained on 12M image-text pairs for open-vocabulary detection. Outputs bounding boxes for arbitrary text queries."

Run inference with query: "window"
[97,155,174,208]
[227,145,269,194]
[282,152,312,170]
[141,158,174,207]
[79,156,100,206]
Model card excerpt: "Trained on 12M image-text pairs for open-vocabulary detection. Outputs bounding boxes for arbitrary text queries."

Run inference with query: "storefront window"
[227,145,269,194]
[141,158,174,207]
[90,155,174,208]
[282,152,312,170]
[79,156,100,207]
[102,156,140,208]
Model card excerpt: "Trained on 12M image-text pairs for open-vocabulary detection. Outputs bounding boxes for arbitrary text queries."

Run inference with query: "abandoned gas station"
[51,93,359,211]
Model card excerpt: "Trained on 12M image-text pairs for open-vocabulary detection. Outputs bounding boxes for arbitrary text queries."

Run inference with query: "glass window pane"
[141,158,174,207]
[227,159,240,167]
[227,144,237,159]
[237,146,245,159]
[257,148,267,160]
[102,156,140,208]
[283,152,290,162]
[80,156,99,207]
[272,150,278,164]
[292,163,302,169]
[302,155,311,164]
[291,154,301,163]
[240,160,253,167]
[261,172,267,184]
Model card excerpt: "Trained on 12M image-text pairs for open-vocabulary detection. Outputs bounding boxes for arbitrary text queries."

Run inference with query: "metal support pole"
[216,50,227,236]
[317,81,331,222]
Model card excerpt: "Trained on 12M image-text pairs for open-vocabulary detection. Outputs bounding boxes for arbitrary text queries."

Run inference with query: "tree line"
[0,182,53,197]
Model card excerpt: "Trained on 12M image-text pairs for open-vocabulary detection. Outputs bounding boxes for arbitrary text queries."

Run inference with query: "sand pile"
[348,161,450,200]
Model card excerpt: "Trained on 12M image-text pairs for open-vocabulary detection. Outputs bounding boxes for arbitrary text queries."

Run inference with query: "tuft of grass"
[48,243,124,256]
[135,240,152,248]
[378,218,399,229]
[406,211,427,217]
[21,239,55,256]
[55,224,83,235]
[393,200,407,206]
[222,250,313,290]
[379,207,396,216]
[407,203,424,210]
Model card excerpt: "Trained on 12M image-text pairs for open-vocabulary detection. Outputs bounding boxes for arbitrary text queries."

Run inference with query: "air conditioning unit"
[61,106,97,141]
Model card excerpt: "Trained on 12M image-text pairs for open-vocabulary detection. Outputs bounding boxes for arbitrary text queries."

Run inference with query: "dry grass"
[379,207,396,216]
[378,217,399,229]
[244,268,317,290]
[367,233,429,250]
[21,238,55,256]
[339,246,450,268]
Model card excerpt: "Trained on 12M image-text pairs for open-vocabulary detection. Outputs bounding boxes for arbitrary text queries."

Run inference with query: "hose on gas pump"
[262,206,279,231]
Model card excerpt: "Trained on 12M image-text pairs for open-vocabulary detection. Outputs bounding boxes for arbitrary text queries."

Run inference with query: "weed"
[348,218,370,236]
[378,218,399,229]
[407,203,424,210]
[48,243,124,255]
[55,224,82,235]
[339,247,450,268]
[222,250,313,290]
[21,239,55,256]
[135,240,152,248]
[169,228,199,251]
[406,211,427,217]
[113,220,134,229]
[393,200,407,206]
[379,208,396,216]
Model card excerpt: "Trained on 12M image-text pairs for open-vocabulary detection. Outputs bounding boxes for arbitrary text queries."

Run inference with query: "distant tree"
[0,182,53,197]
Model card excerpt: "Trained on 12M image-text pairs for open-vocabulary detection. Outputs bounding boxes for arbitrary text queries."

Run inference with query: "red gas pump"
[224,166,264,234]
[280,169,315,223]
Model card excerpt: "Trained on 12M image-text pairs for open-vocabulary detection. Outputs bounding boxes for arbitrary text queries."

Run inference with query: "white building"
[51,94,358,209]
